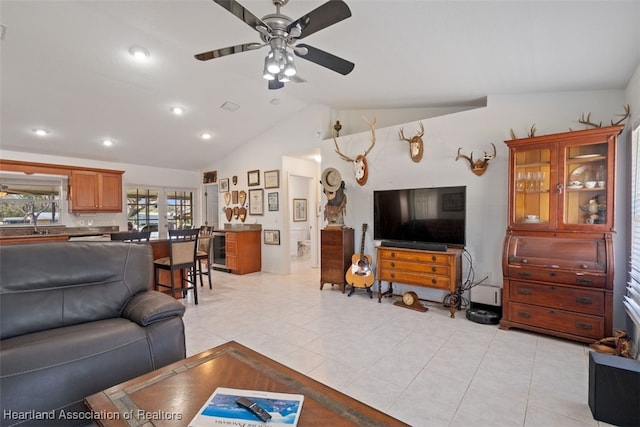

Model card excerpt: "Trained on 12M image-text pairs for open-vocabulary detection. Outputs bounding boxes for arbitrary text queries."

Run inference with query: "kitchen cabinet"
[500,125,622,343]
[69,170,123,212]
[225,230,261,275]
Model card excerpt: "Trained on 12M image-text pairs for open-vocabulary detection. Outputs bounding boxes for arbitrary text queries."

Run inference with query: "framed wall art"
[264,229,280,245]
[293,198,307,222]
[268,192,279,211]
[264,170,280,189]
[232,190,238,204]
[219,178,229,193]
[203,170,217,184]
[249,189,264,215]
[247,170,260,186]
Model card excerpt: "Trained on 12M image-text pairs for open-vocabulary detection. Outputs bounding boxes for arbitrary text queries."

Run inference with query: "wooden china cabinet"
[500,125,623,343]
[320,227,354,292]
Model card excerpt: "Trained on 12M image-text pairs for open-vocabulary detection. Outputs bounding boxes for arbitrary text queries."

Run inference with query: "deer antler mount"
[578,105,630,129]
[398,122,424,162]
[456,143,496,176]
[332,116,376,186]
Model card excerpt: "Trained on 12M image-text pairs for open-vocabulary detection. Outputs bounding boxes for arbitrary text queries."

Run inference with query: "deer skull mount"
[332,116,377,186]
[398,121,424,162]
[456,143,496,176]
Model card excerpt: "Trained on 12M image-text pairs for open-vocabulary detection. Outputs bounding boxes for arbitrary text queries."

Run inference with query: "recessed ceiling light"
[200,132,212,140]
[220,101,240,112]
[32,128,50,136]
[270,98,280,106]
[102,139,114,147]
[170,106,185,115]
[128,46,150,61]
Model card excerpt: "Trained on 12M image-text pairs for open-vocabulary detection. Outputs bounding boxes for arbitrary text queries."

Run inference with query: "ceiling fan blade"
[213,0,269,32]
[195,43,262,61]
[287,0,351,40]
[294,44,354,75]
[268,79,285,90]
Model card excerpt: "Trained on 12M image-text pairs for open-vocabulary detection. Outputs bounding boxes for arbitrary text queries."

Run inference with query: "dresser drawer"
[378,249,451,265]
[379,259,449,276]
[509,281,604,315]
[379,270,451,291]
[507,266,606,288]
[508,302,604,340]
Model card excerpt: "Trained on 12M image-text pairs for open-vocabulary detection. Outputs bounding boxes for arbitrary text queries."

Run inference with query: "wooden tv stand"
[376,246,463,317]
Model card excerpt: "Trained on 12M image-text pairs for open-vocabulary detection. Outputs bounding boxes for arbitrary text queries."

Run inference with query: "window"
[126,187,194,238]
[0,177,62,226]
[625,125,640,359]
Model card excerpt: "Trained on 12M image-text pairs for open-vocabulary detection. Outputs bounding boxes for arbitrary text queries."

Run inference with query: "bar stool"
[196,226,213,289]
[153,228,199,304]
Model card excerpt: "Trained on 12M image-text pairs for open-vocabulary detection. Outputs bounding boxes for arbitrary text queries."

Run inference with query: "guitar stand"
[347,283,374,298]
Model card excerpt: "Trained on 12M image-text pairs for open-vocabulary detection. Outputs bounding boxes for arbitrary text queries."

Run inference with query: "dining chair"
[153,228,199,305]
[110,231,151,242]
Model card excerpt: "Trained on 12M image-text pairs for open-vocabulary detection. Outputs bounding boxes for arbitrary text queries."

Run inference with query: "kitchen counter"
[0,226,119,244]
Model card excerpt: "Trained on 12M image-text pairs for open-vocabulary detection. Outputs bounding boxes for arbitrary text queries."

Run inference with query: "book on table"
[189,387,304,427]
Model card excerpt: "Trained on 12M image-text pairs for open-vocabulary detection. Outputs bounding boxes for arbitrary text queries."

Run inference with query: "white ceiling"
[1,0,638,171]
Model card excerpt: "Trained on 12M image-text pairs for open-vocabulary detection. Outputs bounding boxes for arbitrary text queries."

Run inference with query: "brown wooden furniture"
[376,246,462,318]
[0,234,69,245]
[225,229,261,275]
[69,169,123,212]
[500,125,622,343]
[320,227,354,292]
[84,341,409,427]
[0,159,124,213]
[153,229,199,305]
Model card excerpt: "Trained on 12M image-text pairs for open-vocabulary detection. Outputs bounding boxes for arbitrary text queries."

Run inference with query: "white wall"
[320,90,631,325]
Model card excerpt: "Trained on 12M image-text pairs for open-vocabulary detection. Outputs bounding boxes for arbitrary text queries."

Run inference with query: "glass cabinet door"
[512,147,552,227]
[562,142,609,228]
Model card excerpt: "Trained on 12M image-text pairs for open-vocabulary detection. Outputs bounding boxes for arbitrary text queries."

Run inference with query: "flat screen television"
[373,186,466,247]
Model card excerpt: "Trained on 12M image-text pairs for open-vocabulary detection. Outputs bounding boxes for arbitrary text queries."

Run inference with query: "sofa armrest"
[122,291,186,326]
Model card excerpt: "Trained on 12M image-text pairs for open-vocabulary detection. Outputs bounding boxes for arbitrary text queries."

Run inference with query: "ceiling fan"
[195,0,354,90]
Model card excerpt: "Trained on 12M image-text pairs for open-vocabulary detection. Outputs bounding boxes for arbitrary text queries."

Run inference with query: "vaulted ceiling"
[1,0,638,171]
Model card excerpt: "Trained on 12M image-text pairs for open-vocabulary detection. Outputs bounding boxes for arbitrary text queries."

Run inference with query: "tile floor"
[182,259,612,427]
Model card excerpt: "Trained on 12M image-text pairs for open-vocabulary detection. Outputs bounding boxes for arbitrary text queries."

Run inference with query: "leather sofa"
[0,242,187,426]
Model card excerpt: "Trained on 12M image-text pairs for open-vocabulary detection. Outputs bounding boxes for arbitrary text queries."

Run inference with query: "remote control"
[236,397,272,422]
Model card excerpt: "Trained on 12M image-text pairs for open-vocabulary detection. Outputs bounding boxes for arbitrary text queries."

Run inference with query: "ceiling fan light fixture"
[283,55,296,77]
[266,50,281,74]
[263,57,276,80]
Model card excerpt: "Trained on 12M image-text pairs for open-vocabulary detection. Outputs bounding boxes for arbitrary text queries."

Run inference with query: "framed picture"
[442,192,465,211]
[249,189,264,215]
[219,178,229,193]
[247,170,260,186]
[203,170,217,184]
[293,198,307,222]
[264,170,280,189]
[268,192,279,211]
[264,229,280,245]
[231,190,238,204]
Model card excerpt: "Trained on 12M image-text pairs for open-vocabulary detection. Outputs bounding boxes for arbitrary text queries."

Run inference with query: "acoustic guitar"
[345,224,374,288]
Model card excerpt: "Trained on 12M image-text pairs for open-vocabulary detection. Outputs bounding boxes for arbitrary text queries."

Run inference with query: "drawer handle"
[517,272,531,278]
[575,322,593,330]
[390,273,395,279]
[576,278,593,285]
[522,258,528,264]
[431,256,437,262]
[517,288,533,295]
[517,311,531,319]
[391,253,396,258]
[431,267,437,273]
[431,278,437,284]
[581,264,589,269]
[576,297,593,305]
[390,262,395,267]
[549,272,557,277]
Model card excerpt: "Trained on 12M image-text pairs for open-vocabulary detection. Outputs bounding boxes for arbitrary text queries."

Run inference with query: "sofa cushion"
[1,318,156,419]
[0,242,153,339]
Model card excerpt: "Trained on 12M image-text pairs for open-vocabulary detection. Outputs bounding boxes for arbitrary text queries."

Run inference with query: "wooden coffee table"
[85,341,408,426]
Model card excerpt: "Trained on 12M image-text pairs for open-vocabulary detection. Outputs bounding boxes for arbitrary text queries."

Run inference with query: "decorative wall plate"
[233,206,240,219]
[224,192,231,206]
[239,207,247,222]
[238,190,247,206]
[225,207,233,222]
